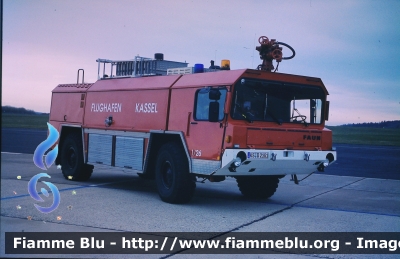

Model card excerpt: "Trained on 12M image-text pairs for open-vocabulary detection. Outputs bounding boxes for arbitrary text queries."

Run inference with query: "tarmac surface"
[1,128,400,258]
[1,152,400,258]
[1,128,47,154]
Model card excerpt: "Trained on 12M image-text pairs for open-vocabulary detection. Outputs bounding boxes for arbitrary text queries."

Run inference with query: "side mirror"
[209,102,220,122]
[209,89,221,100]
[325,101,330,121]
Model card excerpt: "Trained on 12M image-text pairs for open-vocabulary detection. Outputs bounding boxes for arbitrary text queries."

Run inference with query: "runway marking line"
[0,179,133,201]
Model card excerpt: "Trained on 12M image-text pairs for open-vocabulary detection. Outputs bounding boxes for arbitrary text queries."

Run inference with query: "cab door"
[186,87,228,161]
[168,85,229,174]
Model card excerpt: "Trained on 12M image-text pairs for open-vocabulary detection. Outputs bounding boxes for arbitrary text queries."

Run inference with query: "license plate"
[247,152,269,159]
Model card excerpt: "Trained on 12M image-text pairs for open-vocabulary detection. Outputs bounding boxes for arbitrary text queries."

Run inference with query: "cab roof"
[172,69,328,95]
[52,69,328,95]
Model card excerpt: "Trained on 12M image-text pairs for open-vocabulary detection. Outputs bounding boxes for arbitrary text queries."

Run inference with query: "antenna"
[252,33,256,68]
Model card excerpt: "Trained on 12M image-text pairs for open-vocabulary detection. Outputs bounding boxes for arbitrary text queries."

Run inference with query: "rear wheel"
[60,133,93,181]
[155,142,196,204]
[236,176,279,199]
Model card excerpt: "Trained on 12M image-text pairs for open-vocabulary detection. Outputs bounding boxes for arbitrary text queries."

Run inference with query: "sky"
[2,0,400,126]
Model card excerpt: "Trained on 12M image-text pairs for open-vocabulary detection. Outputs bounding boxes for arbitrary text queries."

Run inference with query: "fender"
[142,131,191,178]
[55,124,84,165]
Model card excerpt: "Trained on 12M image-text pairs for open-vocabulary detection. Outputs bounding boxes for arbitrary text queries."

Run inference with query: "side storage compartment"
[49,82,92,124]
[115,136,144,170]
[87,133,144,171]
[88,134,113,165]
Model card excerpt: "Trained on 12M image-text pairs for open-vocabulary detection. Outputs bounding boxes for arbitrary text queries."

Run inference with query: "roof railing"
[96,56,188,79]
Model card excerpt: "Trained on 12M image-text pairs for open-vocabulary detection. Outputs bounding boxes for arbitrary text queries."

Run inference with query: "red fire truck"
[49,36,336,203]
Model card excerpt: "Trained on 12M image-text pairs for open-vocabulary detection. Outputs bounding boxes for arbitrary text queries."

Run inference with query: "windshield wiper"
[235,103,253,123]
[267,111,282,125]
[242,111,254,123]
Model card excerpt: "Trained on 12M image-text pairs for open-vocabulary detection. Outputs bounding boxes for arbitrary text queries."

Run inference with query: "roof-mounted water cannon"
[256,36,295,72]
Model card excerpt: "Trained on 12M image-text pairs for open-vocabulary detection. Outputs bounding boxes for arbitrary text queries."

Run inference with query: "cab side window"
[194,87,227,121]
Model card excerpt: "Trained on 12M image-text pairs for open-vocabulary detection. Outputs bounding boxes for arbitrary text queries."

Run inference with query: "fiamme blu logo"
[29,123,60,213]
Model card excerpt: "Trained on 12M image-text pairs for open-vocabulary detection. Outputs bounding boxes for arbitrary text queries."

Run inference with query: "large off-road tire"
[235,176,279,199]
[155,142,196,204]
[60,133,93,181]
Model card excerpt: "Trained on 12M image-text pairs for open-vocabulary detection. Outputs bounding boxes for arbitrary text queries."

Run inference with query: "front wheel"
[155,142,196,204]
[236,176,279,199]
[60,133,93,181]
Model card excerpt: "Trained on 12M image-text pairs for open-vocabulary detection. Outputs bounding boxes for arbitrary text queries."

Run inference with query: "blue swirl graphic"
[41,188,49,197]
[28,173,60,213]
[33,123,59,170]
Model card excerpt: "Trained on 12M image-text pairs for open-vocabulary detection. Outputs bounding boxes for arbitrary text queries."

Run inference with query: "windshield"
[231,78,325,124]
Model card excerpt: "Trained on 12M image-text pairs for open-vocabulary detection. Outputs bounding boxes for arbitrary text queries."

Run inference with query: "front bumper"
[213,148,336,176]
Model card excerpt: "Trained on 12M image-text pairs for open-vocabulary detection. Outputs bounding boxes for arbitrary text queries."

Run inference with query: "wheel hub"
[161,161,173,189]
[67,147,76,168]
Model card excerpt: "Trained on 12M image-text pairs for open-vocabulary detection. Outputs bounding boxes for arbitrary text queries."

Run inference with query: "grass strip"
[2,114,49,130]
[327,126,400,146]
